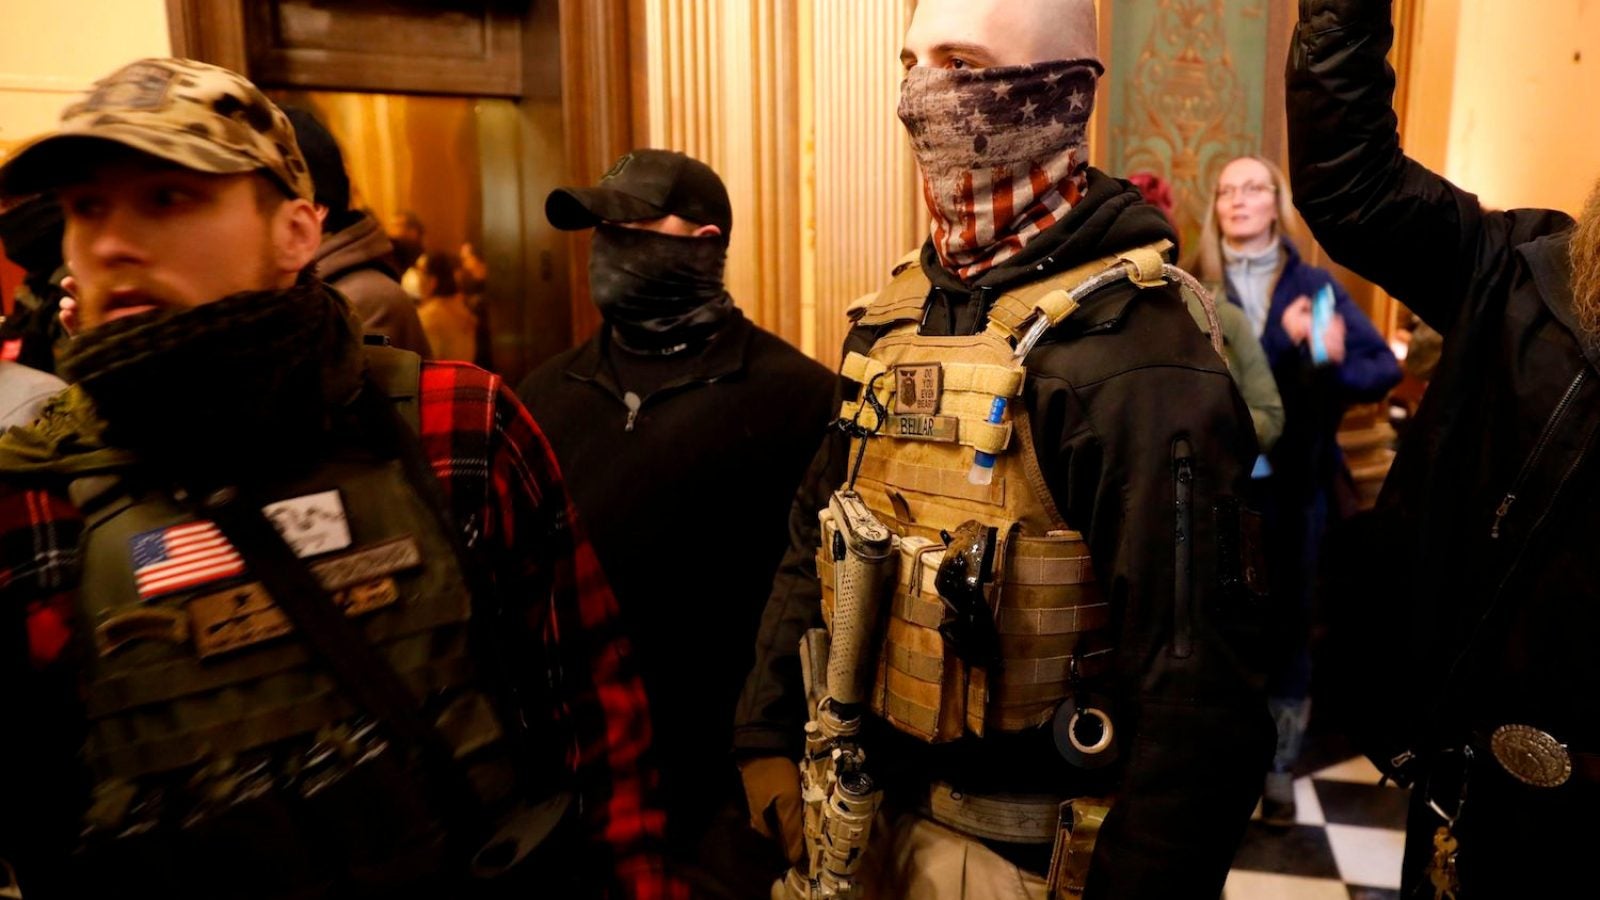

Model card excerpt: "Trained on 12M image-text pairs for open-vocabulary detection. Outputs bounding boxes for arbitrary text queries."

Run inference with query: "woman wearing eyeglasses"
[1187,155,1401,828]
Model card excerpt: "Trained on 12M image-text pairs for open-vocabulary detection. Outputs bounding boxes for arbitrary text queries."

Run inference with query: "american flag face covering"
[898,59,1102,283]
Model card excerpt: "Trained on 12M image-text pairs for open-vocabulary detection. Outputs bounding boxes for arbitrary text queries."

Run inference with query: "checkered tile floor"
[1225,756,1410,900]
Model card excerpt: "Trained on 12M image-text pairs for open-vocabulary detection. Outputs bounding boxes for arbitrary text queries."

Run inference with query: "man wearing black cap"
[517,149,836,897]
[282,106,432,357]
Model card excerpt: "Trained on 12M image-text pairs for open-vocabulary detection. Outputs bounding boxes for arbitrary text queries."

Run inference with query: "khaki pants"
[859,813,1049,900]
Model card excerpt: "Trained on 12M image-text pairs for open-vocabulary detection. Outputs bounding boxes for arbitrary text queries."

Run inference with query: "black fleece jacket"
[734,170,1273,899]
[518,310,836,844]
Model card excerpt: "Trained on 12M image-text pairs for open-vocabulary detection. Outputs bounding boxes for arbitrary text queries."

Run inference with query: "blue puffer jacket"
[1224,237,1401,502]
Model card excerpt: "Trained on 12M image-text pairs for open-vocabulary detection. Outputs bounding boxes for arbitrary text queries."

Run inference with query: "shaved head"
[902,0,1098,70]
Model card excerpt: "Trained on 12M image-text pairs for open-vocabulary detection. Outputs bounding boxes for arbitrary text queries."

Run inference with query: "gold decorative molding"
[1114,0,1254,239]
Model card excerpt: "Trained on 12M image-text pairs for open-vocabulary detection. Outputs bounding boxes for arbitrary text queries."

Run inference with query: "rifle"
[779,490,894,900]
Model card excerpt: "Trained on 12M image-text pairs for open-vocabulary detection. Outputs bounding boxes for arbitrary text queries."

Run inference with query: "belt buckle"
[1489,724,1572,788]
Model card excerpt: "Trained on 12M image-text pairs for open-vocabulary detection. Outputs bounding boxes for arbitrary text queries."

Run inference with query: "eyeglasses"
[1216,182,1277,201]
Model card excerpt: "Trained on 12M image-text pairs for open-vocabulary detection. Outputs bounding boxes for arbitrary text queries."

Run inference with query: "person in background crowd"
[0,195,73,434]
[518,149,836,899]
[282,106,432,357]
[1190,154,1401,827]
[0,359,64,431]
[1130,169,1284,454]
[0,57,682,900]
[735,1,1272,896]
[456,242,495,371]
[387,210,427,299]
[417,252,478,364]
[1291,0,1600,894]
[458,242,488,304]
[0,195,70,373]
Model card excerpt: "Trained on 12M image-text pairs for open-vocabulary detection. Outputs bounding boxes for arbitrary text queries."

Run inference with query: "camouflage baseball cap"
[0,58,312,201]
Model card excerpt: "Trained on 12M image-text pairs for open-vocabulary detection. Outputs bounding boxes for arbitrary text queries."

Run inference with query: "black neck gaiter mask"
[57,279,365,480]
[589,224,734,354]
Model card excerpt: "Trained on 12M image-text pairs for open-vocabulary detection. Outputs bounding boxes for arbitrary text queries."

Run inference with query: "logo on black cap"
[601,153,634,182]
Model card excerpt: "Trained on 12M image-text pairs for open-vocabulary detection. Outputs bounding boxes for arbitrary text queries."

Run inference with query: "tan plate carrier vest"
[817,243,1172,744]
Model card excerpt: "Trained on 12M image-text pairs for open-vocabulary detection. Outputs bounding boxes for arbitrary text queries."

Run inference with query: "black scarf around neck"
[53,279,365,479]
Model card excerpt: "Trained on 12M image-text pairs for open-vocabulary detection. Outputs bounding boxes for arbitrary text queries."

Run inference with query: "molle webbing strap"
[84,603,473,719]
[892,591,943,630]
[86,655,479,779]
[838,354,1025,457]
[857,259,934,328]
[851,248,928,321]
[856,456,1005,507]
[994,602,1111,636]
[840,354,1023,399]
[999,647,1113,688]
[845,290,880,321]
[884,688,941,738]
[885,641,942,683]
[859,524,1109,742]
[1007,552,1095,585]
[836,401,1015,458]
[840,352,888,387]
[891,248,924,274]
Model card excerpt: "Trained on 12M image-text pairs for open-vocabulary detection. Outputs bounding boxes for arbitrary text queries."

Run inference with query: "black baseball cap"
[282,106,351,215]
[546,149,732,235]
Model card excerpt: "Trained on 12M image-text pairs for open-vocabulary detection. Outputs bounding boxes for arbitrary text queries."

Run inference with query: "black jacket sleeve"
[1286,0,1568,333]
[1028,294,1274,899]
[731,356,856,759]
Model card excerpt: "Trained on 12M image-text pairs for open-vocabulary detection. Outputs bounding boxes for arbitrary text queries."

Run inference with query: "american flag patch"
[130,521,246,601]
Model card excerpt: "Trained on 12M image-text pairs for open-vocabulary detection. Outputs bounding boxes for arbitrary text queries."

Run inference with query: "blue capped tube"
[967,396,1008,485]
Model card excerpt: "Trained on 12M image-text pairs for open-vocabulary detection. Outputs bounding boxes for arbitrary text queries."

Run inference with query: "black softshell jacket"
[733,171,1274,898]
[1290,1,1600,893]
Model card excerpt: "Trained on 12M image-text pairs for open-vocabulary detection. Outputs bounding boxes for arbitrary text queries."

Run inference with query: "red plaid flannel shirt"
[0,361,686,900]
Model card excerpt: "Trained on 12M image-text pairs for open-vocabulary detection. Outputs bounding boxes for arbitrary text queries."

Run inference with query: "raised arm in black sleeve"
[1287,0,1569,331]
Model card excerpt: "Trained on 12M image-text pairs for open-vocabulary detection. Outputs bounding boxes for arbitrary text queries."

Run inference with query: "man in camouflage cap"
[0,58,312,202]
[0,58,683,899]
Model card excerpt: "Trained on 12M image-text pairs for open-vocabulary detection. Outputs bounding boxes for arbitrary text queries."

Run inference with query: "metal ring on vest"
[1069,707,1114,755]
[1053,693,1119,769]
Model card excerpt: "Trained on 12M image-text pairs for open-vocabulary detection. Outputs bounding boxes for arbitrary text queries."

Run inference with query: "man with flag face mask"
[518,150,836,898]
[733,1,1272,898]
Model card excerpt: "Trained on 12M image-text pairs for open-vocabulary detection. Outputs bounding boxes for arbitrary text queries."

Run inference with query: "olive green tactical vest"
[69,347,508,830]
[818,244,1171,744]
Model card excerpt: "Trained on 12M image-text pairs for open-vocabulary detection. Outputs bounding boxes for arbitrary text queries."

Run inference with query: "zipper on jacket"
[623,391,642,432]
[1173,437,1195,659]
[1490,370,1587,539]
